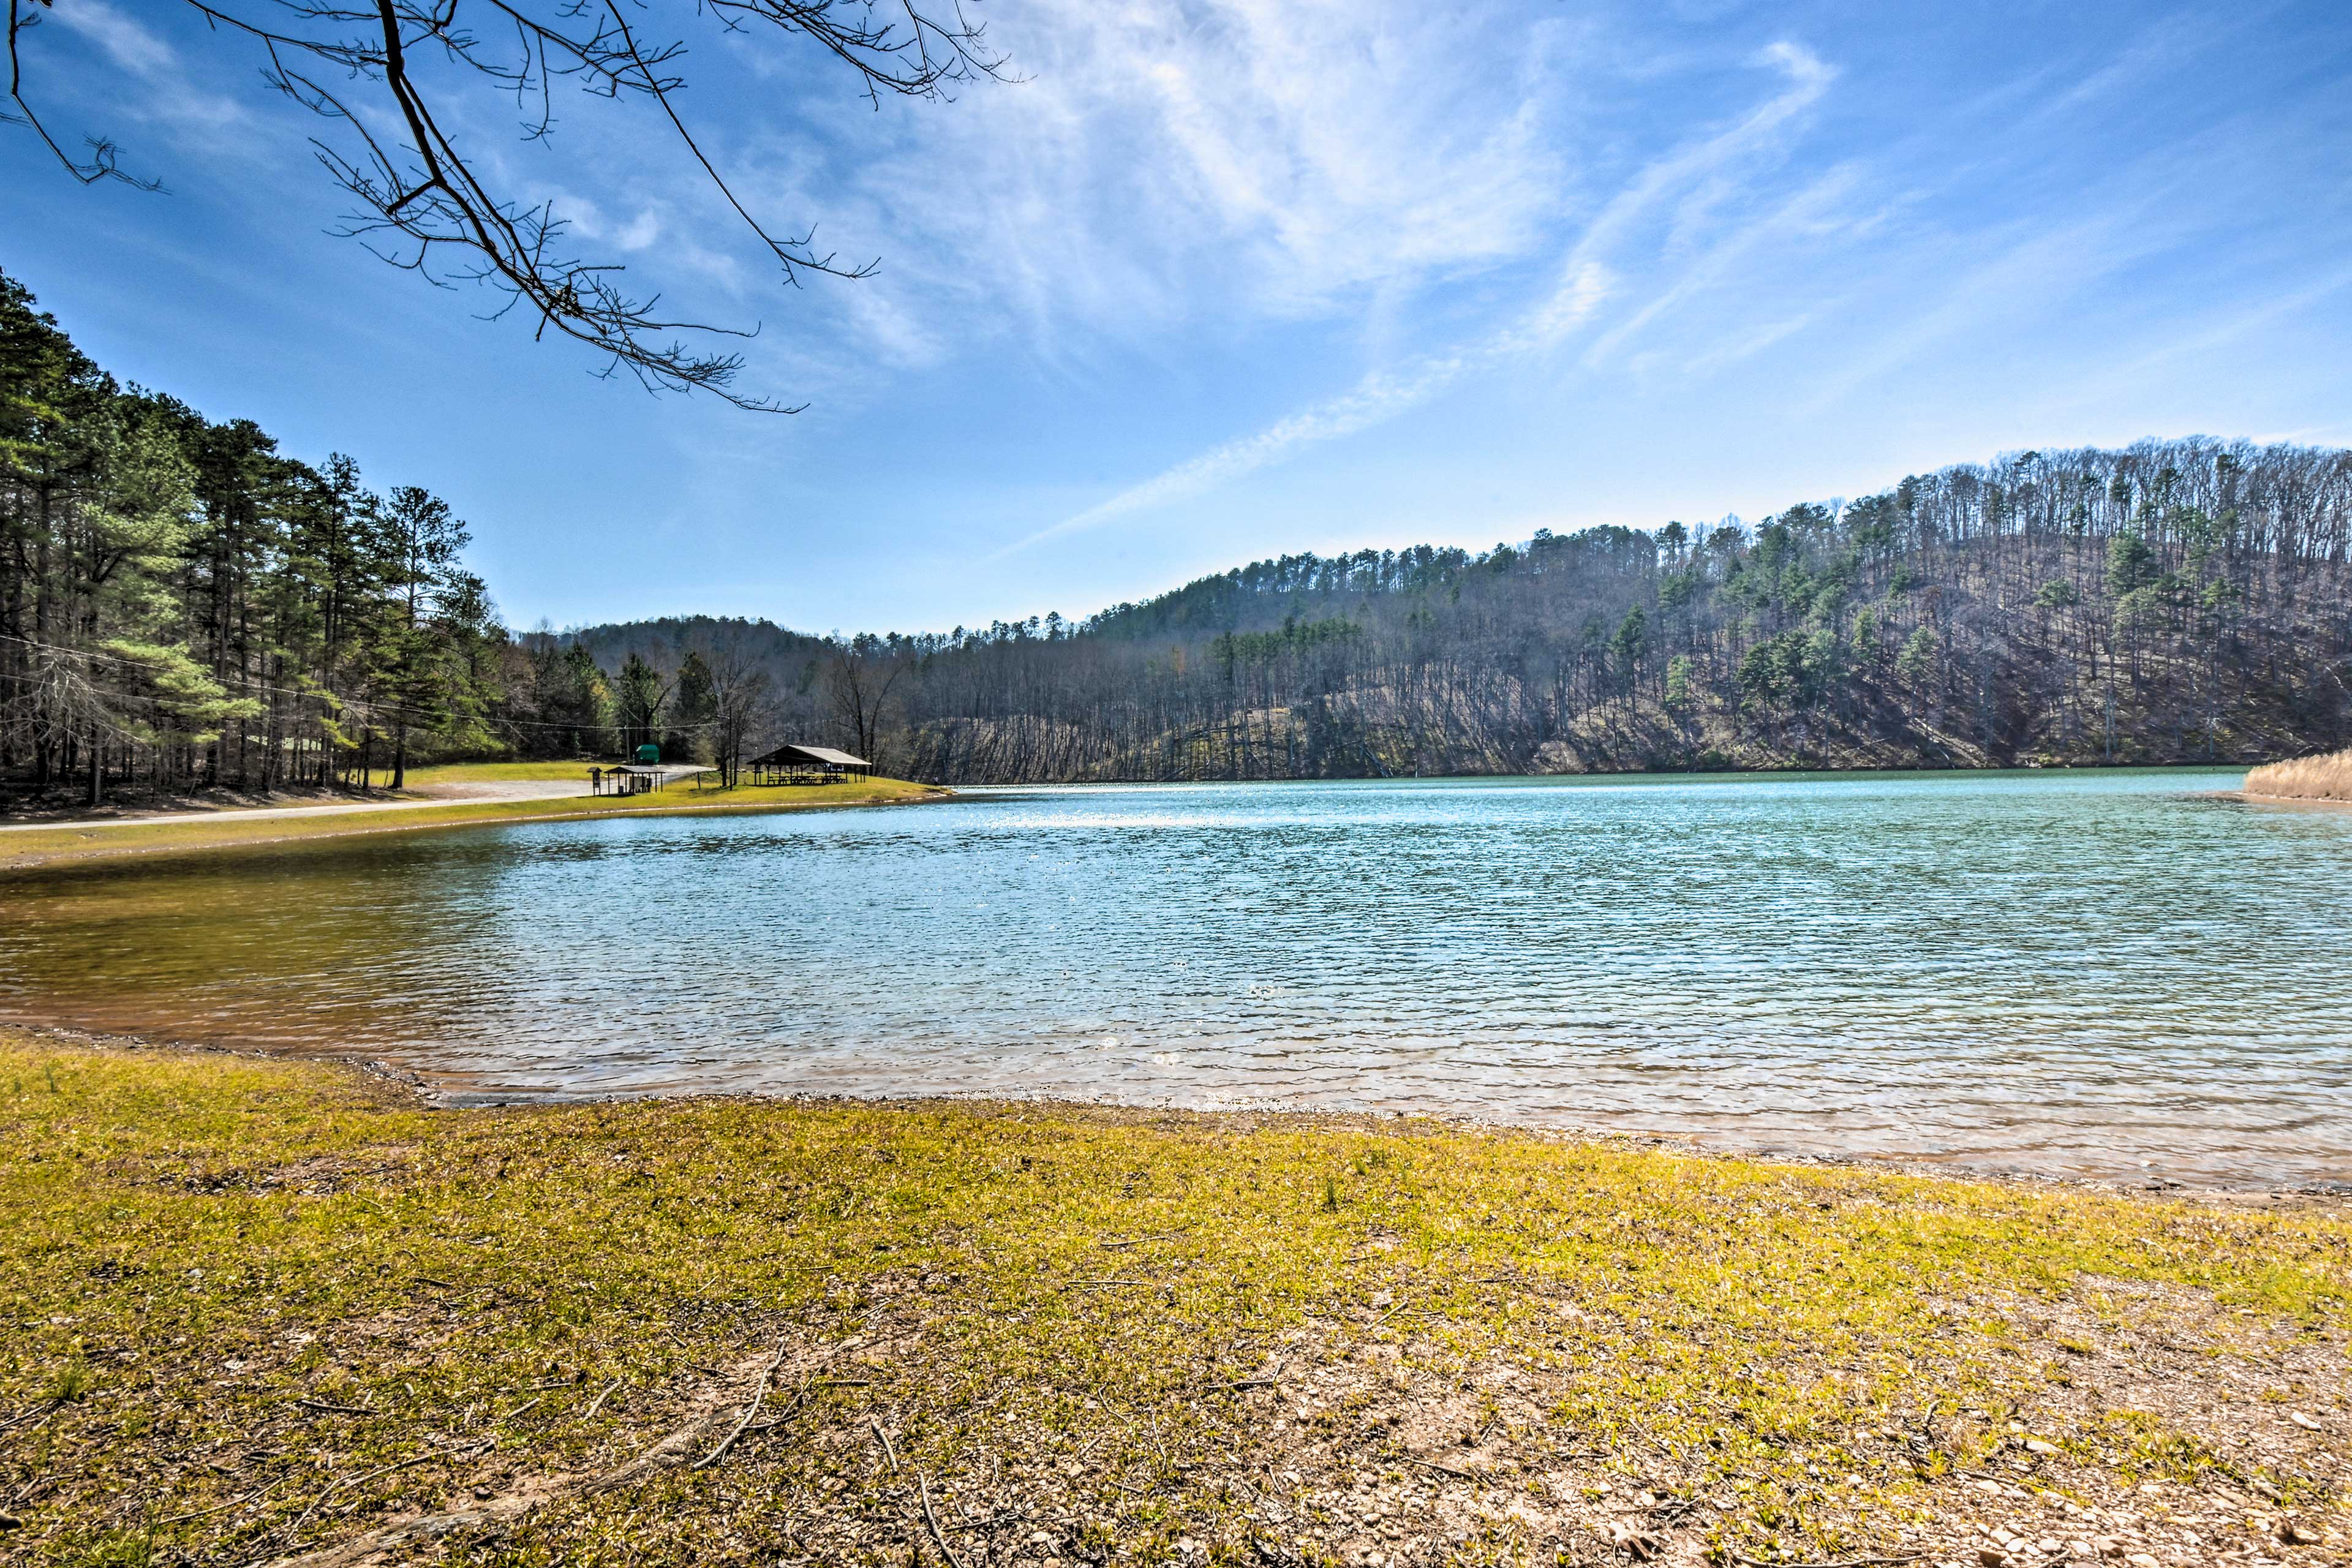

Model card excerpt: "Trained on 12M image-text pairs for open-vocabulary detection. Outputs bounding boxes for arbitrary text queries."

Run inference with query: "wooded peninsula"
[6,269,2350,805]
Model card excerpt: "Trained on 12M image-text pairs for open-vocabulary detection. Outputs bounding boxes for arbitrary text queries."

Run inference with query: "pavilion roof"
[747,744,870,768]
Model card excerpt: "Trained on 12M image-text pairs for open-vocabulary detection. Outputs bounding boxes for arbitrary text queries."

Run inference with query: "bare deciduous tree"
[825,635,903,763]
[6,0,1008,410]
[690,627,775,785]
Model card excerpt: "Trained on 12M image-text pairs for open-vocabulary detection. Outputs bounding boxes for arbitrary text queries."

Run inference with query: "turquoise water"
[4,769,2348,1186]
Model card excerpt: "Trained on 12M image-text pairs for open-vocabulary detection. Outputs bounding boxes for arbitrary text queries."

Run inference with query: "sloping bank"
[2,1035,2345,1567]
[2246,748,2352,804]
[0,777,948,874]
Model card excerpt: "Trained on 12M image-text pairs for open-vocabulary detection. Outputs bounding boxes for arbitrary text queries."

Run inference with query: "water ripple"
[2,770,2348,1186]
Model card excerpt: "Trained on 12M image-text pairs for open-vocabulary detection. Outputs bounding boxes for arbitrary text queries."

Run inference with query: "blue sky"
[6,1,2350,633]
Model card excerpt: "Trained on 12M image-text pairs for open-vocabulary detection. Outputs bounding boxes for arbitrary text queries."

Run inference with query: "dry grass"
[2,1034,2348,1568]
[2245,748,2352,804]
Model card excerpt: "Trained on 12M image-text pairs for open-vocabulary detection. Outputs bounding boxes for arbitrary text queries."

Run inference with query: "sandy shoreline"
[0,775,952,872]
[2239,790,2352,809]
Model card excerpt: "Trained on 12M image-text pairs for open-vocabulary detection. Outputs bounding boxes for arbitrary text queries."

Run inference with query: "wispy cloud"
[2033,260,2352,432]
[1580,162,1855,369]
[994,352,1478,556]
[1785,107,2305,421]
[1001,38,1838,552]
[44,0,249,132]
[45,0,175,77]
[1678,312,1817,377]
[725,0,1588,377]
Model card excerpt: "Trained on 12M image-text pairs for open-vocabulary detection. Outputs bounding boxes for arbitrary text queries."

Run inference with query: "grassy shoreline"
[0,775,948,874]
[2,1034,2345,1567]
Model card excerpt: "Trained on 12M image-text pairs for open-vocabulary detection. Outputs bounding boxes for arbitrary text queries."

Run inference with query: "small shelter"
[745,744,872,785]
[589,763,717,797]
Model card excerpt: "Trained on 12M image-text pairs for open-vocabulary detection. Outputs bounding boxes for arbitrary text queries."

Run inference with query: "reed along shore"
[2246,748,2352,805]
[2,1033,2346,1567]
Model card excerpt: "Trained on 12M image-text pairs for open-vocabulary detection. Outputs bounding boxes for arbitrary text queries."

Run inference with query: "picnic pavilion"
[744,744,872,785]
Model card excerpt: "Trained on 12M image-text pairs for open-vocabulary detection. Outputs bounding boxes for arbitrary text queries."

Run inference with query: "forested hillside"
[571,439,2352,782]
[9,267,2349,798]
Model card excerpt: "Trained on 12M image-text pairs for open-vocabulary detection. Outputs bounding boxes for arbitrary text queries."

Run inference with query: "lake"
[4,769,2348,1187]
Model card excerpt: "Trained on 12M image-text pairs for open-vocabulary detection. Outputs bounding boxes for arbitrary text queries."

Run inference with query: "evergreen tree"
[1,270,514,799]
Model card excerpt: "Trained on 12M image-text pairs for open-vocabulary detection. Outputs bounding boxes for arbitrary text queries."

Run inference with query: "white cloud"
[1527,39,1834,356]
[744,0,1584,367]
[559,196,665,254]
[1006,36,1839,548]
[45,0,249,132]
[1679,312,1817,377]
[46,0,175,77]
[1580,162,1855,369]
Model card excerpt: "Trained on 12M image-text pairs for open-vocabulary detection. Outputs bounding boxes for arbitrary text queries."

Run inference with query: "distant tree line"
[645,440,2350,783]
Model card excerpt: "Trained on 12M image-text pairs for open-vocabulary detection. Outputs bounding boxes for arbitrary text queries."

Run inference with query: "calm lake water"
[4,770,2349,1186]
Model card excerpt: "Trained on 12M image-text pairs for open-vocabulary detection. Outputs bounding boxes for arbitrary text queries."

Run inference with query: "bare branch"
[10,0,1012,410]
[7,1,164,189]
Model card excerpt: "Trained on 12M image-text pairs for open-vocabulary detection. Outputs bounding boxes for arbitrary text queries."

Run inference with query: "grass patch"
[402,761,616,786]
[0,777,944,874]
[1,1036,2345,1566]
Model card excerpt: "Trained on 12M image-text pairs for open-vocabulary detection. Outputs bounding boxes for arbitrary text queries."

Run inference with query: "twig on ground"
[151,1470,300,1526]
[1219,1471,1291,1523]
[693,1342,788,1469]
[281,1438,493,1539]
[1098,1229,1189,1249]
[918,1471,970,1568]
[1406,1458,1479,1481]
[870,1415,901,1474]
[1730,1556,1924,1568]
[0,1395,69,1434]
[948,1506,1031,1534]
[295,1400,375,1416]
[583,1377,625,1419]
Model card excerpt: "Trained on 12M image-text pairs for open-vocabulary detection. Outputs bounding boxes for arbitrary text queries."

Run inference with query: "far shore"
[0,769,951,873]
[15,760,2316,875]
[12,760,2316,864]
